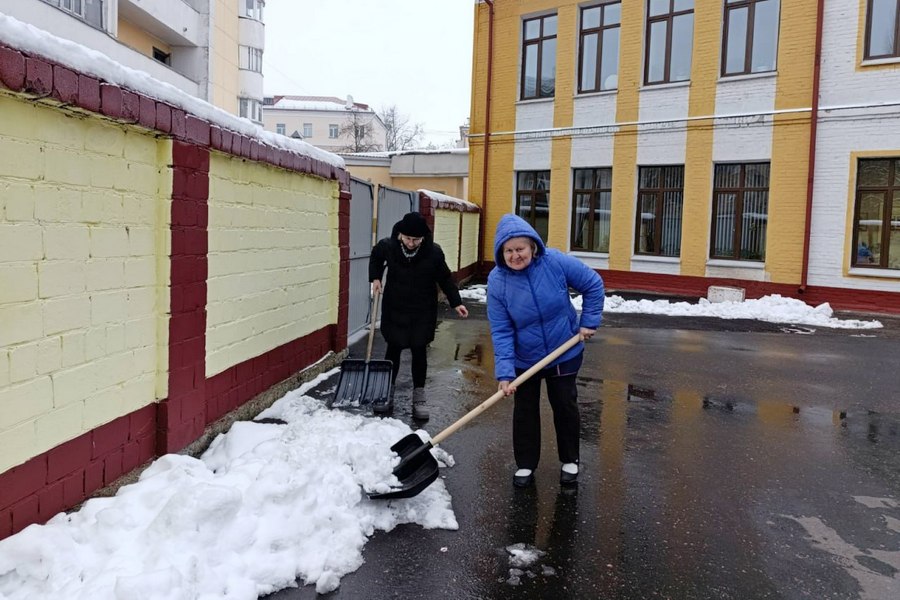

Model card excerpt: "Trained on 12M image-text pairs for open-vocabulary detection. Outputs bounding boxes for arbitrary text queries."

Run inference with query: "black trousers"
[513,364,580,470]
[385,344,427,388]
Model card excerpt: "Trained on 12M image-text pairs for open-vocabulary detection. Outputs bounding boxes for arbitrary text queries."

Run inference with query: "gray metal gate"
[348,178,375,340]
[376,185,418,241]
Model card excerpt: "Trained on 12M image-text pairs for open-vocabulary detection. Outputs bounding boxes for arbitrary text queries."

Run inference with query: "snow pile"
[0,373,457,599]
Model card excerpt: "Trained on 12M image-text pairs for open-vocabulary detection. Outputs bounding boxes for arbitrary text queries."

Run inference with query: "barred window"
[636,166,684,256]
[711,163,770,261]
[571,168,612,253]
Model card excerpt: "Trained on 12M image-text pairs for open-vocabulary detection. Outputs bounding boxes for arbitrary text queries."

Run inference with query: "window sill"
[570,250,610,259]
[632,254,680,263]
[848,267,900,279]
[640,80,691,92]
[860,57,900,67]
[516,97,555,106]
[717,71,777,84]
[575,89,618,99]
[706,259,765,269]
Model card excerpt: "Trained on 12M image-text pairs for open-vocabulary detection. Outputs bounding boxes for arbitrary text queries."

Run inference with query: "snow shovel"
[367,333,584,500]
[331,289,393,407]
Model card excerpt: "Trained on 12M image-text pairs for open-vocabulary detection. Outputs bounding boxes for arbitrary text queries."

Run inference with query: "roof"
[266,95,372,112]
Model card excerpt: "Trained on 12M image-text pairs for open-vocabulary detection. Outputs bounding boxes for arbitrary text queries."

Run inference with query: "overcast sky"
[262,1,475,148]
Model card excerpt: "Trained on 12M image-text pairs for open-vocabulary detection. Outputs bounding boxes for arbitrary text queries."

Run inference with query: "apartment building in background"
[262,95,388,153]
[4,0,266,121]
[468,0,900,312]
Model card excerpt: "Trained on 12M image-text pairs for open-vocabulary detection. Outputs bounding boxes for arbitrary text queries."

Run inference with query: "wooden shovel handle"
[430,333,584,446]
[365,289,381,362]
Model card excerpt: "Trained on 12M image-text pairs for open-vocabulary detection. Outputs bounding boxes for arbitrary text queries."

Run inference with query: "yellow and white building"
[469,0,900,312]
[5,0,265,121]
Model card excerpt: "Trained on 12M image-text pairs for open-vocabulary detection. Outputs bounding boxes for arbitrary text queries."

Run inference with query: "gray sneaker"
[412,388,429,421]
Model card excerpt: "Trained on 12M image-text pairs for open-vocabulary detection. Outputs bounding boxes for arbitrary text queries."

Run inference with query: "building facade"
[262,95,388,153]
[469,0,900,312]
[4,0,265,121]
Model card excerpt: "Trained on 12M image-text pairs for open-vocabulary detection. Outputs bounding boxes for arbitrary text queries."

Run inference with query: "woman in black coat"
[369,212,468,420]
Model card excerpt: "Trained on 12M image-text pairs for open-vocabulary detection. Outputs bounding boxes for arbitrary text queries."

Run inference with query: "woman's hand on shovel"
[499,381,516,396]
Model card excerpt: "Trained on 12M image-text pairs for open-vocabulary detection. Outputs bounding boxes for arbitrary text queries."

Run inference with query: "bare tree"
[379,105,424,151]
[339,110,383,152]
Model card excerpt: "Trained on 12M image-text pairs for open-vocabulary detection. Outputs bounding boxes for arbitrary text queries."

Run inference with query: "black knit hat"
[396,212,430,237]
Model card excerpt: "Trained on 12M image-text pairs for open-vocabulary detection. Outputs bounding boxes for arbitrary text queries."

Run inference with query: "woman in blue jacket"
[487,214,605,487]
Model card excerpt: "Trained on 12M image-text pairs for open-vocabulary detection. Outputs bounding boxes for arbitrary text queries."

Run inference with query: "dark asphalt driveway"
[266,302,900,600]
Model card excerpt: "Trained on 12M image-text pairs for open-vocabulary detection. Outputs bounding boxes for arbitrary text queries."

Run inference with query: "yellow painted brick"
[42,224,90,260]
[0,97,40,139]
[85,258,126,292]
[91,290,128,326]
[0,376,53,429]
[122,193,157,225]
[83,121,126,157]
[0,224,43,262]
[0,263,38,304]
[82,386,122,431]
[2,181,35,222]
[0,420,37,475]
[125,316,156,350]
[40,112,88,148]
[120,372,156,414]
[124,257,156,288]
[123,132,158,164]
[60,331,86,367]
[9,342,38,383]
[127,227,156,257]
[90,227,130,258]
[51,361,96,408]
[36,337,62,375]
[0,302,42,346]
[116,163,159,197]
[89,156,128,190]
[34,401,84,454]
[33,186,82,224]
[82,190,124,225]
[0,350,8,388]
[44,147,93,187]
[84,326,106,361]
[38,260,86,298]
[42,295,91,336]
[127,287,157,318]
[0,138,43,181]
[106,323,126,354]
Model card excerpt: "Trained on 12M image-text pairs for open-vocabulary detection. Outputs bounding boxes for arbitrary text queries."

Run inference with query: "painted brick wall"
[0,95,167,476]
[433,210,461,272]
[206,156,339,378]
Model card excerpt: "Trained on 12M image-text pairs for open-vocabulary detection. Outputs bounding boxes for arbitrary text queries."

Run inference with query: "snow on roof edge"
[419,189,479,211]
[0,14,344,170]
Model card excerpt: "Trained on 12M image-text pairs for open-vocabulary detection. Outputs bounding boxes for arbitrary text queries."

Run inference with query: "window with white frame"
[244,0,265,21]
[329,124,339,138]
[303,123,313,138]
[276,123,286,135]
[239,46,263,73]
[239,97,263,123]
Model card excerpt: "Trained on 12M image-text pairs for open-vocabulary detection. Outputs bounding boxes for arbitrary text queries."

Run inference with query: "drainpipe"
[477,0,495,273]
[799,0,825,294]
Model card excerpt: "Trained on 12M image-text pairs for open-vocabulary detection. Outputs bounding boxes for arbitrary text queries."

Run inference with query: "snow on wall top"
[0,14,344,170]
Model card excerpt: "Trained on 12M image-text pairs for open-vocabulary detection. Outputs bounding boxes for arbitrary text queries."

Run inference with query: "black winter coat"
[369,226,463,348]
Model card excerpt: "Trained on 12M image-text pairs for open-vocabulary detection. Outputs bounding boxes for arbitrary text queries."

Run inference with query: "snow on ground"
[460,285,883,330]
[0,370,457,599]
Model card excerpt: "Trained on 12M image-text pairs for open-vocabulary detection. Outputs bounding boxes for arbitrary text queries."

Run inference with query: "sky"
[262,1,475,148]
[0,291,882,599]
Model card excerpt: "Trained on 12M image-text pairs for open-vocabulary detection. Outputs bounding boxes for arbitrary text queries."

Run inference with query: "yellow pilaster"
[767,2,817,283]
[609,0,644,270]
[680,0,721,276]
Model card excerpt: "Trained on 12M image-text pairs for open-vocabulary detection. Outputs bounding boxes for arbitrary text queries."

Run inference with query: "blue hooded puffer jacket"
[487,214,605,381]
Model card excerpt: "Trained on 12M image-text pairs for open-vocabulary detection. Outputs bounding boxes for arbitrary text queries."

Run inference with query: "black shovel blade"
[331,359,393,406]
[367,433,439,500]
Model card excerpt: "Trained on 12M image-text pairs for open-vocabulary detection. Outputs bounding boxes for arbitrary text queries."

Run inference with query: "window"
[303,123,313,138]
[579,2,621,93]
[152,47,171,66]
[865,0,900,59]
[722,0,779,76]
[572,168,612,252]
[59,0,84,17]
[853,159,900,269]
[276,123,286,135]
[636,166,684,256]
[521,14,557,99]
[239,97,263,123]
[329,124,339,139]
[711,163,769,261]
[239,45,263,73]
[516,171,551,241]
[244,0,264,21]
[645,0,694,85]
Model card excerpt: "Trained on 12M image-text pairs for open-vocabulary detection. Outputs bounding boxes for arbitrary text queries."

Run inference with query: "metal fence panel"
[376,185,418,241]
[348,178,375,338]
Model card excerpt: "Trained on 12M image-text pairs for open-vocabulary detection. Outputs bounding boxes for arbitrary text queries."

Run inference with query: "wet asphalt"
[265,300,900,600]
